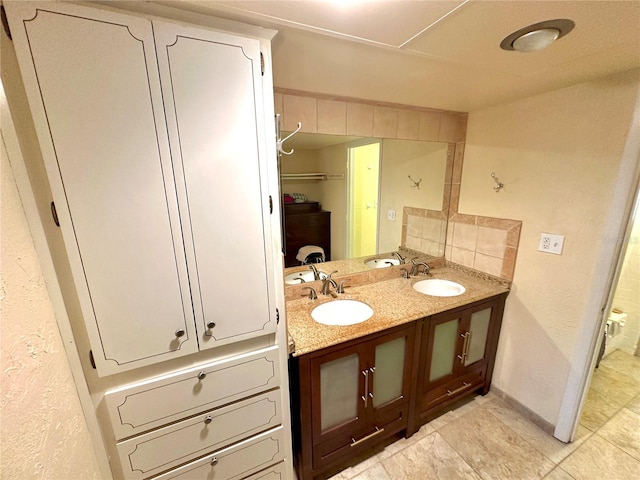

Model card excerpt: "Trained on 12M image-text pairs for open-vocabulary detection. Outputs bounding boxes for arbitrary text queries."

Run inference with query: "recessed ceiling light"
[500,19,575,52]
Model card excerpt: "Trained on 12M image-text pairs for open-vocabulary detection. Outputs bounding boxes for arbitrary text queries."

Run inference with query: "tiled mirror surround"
[274,89,522,282]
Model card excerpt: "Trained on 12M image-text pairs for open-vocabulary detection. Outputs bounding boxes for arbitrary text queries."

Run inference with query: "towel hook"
[490,172,504,192]
[408,175,422,189]
[277,122,302,155]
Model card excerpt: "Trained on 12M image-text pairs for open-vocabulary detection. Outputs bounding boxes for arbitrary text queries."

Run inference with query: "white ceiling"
[157,0,640,112]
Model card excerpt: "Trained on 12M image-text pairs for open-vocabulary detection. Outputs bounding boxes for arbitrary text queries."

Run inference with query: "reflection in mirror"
[280,132,452,279]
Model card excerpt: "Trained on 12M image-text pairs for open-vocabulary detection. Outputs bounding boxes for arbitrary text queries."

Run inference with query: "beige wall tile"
[418,111,440,141]
[406,234,422,251]
[373,106,398,138]
[451,246,475,268]
[474,253,503,277]
[501,247,518,280]
[397,109,421,140]
[450,213,476,225]
[347,103,374,136]
[407,215,422,237]
[317,99,347,135]
[439,113,467,143]
[477,226,507,258]
[452,222,478,250]
[423,218,444,243]
[445,245,453,261]
[283,94,317,132]
[507,223,523,248]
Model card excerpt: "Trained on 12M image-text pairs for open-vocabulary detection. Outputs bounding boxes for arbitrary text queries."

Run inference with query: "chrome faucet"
[410,261,431,276]
[392,251,406,264]
[321,270,338,296]
[308,264,322,280]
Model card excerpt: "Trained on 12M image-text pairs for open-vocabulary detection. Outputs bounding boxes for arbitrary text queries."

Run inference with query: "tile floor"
[321,349,640,480]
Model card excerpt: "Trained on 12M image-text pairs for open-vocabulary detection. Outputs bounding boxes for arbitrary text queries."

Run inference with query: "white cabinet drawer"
[150,426,284,480]
[116,389,281,480]
[244,462,287,480]
[105,346,280,439]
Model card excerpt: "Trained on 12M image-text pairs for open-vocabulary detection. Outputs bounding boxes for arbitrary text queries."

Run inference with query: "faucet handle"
[400,267,410,279]
[301,287,317,300]
[337,279,351,294]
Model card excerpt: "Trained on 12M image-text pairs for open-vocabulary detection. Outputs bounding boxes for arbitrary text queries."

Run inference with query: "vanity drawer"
[105,346,280,439]
[244,462,287,480]
[150,426,284,480]
[116,389,282,480]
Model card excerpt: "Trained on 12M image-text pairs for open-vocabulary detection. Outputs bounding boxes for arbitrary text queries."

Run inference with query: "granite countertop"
[286,266,510,357]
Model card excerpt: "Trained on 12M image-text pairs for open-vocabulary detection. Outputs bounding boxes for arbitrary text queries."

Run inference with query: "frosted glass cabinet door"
[464,308,491,366]
[319,354,360,432]
[154,22,276,348]
[5,2,197,375]
[372,337,406,408]
[429,318,460,382]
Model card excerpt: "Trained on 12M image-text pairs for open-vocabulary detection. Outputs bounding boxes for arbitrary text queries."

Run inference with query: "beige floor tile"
[484,398,592,464]
[381,432,482,480]
[589,363,640,402]
[559,433,640,480]
[597,407,640,461]
[542,466,576,480]
[627,393,640,415]
[438,408,555,479]
[329,455,380,480]
[377,423,435,460]
[579,386,624,431]
[599,350,640,380]
[349,463,392,480]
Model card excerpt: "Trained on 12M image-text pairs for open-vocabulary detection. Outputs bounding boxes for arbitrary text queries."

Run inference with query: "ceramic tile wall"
[402,207,447,257]
[274,88,467,143]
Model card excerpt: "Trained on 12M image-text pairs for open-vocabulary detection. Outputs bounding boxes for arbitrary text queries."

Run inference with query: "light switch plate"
[539,233,564,255]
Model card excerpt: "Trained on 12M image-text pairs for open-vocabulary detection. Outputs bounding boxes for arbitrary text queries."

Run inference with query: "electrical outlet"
[538,233,564,255]
[387,209,396,221]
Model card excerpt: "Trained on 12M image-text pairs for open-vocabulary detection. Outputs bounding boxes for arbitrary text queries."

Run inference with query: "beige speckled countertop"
[286,267,509,357]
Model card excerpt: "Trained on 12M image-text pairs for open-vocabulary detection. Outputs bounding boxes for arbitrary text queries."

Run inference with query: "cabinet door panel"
[428,317,460,383]
[5,2,196,375]
[154,22,276,349]
[320,353,361,432]
[465,307,492,366]
[372,336,406,408]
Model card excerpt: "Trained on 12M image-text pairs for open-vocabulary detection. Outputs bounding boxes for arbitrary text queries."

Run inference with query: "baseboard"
[489,386,556,436]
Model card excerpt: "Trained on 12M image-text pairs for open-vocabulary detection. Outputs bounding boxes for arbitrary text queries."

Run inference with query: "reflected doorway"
[347,141,381,258]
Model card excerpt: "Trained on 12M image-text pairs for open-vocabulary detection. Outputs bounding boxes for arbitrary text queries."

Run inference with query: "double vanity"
[285,259,509,480]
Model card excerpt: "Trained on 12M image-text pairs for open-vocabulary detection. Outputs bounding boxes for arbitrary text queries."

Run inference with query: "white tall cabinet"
[4,1,291,478]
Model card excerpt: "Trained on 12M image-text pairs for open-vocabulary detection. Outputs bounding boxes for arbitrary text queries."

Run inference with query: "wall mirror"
[281,132,454,281]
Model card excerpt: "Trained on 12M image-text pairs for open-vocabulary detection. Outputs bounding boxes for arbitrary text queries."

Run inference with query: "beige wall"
[461,69,640,424]
[0,134,101,479]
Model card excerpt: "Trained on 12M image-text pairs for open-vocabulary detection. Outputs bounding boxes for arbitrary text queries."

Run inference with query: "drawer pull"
[204,415,212,424]
[210,456,218,466]
[207,321,216,329]
[350,426,384,447]
[197,371,206,380]
[447,382,470,396]
[175,328,185,338]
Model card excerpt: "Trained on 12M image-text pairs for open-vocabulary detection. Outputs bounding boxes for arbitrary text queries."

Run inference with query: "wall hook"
[408,175,422,189]
[277,122,302,155]
[491,172,504,192]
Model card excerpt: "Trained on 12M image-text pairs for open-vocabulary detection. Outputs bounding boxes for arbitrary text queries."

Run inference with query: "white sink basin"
[413,279,465,297]
[285,270,326,285]
[311,300,374,326]
[365,258,400,268]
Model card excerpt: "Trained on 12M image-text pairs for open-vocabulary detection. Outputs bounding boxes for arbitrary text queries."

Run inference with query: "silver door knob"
[197,371,206,380]
[204,415,212,424]
[207,321,216,329]
[175,328,185,337]
[210,457,218,466]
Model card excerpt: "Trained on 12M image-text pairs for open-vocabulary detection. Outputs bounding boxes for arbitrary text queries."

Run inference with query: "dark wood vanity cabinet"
[283,202,331,267]
[291,324,416,480]
[413,293,507,427]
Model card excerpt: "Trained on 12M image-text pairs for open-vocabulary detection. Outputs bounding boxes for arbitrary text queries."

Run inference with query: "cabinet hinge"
[50,201,60,227]
[1,6,11,40]
[260,52,265,76]
[276,308,280,325]
[89,350,96,369]
[269,195,273,214]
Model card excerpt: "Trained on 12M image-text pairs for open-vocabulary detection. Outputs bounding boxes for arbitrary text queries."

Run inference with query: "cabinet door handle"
[368,366,376,400]
[207,321,216,329]
[175,328,185,338]
[457,332,471,362]
[197,371,206,380]
[350,426,385,447]
[210,457,218,466]
[204,415,213,425]
[447,381,470,396]
[361,369,369,408]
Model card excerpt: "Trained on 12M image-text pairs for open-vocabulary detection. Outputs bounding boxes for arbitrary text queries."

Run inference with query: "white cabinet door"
[153,21,277,349]
[5,2,198,375]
